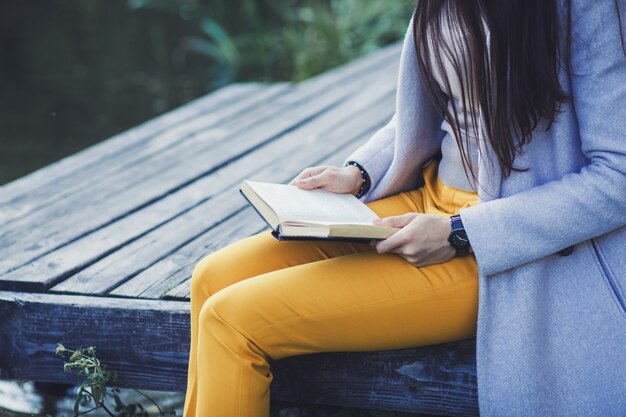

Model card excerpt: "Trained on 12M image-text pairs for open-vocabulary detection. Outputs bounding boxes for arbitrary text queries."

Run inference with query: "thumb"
[372,213,415,228]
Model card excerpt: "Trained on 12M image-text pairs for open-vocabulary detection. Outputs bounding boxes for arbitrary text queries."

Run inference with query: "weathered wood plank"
[160,134,369,300]
[0,55,398,293]
[114,134,363,300]
[0,291,189,392]
[51,80,396,295]
[0,83,292,226]
[0,44,401,279]
[0,291,478,416]
[0,84,293,272]
[269,341,478,417]
[109,207,267,299]
[163,275,191,300]
[0,82,262,213]
[0,40,400,231]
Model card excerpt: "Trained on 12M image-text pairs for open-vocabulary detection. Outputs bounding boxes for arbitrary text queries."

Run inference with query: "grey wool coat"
[342,1,626,415]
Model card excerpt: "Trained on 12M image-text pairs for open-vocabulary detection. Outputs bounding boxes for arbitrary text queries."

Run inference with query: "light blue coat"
[343,1,626,415]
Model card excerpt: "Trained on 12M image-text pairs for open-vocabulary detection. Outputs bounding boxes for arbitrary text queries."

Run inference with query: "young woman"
[183,0,626,415]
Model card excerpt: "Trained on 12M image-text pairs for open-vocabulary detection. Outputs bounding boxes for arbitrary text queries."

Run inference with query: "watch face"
[449,230,470,250]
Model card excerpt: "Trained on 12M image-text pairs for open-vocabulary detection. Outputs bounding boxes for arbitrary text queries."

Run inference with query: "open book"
[239,180,400,242]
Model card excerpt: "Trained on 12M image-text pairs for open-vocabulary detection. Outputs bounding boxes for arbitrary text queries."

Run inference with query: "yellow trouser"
[183,160,480,417]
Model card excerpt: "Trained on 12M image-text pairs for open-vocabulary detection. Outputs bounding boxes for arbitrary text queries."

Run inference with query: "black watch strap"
[448,214,471,256]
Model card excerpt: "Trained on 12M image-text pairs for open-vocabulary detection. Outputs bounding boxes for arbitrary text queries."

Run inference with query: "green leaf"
[199,18,239,65]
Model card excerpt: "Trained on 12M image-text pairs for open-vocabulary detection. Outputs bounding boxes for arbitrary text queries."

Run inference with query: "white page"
[245,180,378,224]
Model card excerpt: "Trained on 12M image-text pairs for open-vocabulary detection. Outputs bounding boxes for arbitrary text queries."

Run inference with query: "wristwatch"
[448,214,471,256]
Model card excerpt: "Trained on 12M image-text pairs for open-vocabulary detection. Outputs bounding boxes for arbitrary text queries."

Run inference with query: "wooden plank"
[269,340,478,417]
[0,45,401,280]
[113,136,362,300]
[109,207,266,299]
[147,135,371,301]
[0,83,292,226]
[164,276,191,300]
[0,82,261,212]
[0,291,189,392]
[50,79,397,295]
[0,54,398,292]
[0,291,478,415]
[0,40,400,229]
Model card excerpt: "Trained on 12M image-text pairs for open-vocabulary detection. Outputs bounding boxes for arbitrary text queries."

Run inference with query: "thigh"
[202,246,478,360]
[193,187,427,296]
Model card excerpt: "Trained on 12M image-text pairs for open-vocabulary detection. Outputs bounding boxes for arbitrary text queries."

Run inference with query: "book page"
[245,180,379,224]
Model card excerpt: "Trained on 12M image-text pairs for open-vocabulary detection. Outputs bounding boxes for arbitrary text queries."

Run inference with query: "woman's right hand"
[288,165,363,196]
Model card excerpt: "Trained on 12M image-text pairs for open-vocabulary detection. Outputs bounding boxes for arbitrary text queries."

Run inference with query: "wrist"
[344,165,362,196]
[344,160,371,198]
[448,214,471,256]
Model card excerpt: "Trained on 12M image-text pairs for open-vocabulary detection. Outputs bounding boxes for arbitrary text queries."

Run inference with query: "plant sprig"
[54,343,176,417]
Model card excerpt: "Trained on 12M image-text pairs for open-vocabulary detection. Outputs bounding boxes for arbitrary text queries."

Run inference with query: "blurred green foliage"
[0,0,415,185]
[128,0,415,84]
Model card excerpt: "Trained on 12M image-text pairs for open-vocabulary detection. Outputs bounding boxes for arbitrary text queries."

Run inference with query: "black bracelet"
[344,160,371,199]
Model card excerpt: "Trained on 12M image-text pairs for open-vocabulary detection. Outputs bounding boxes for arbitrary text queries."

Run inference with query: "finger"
[372,212,416,228]
[294,172,328,189]
[292,167,327,187]
[300,166,328,179]
[373,231,408,254]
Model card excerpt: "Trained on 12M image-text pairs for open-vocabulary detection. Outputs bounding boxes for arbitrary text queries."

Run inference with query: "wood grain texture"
[108,79,397,299]
[0,40,399,231]
[0,50,399,293]
[0,83,262,221]
[52,88,393,294]
[0,84,291,229]
[0,291,190,392]
[269,340,478,417]
[0,83,293,276]
[161,132,383,301]
[109,207,267,299]
[0,291,478,416]
[0,44,401,283]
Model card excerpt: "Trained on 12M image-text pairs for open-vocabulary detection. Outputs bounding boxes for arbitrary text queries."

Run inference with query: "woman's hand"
[289,165,362,195]
[370,212,457,267]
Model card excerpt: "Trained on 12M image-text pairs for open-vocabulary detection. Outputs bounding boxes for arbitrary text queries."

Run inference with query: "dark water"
[0,0,413,186]
[0,0,235,186]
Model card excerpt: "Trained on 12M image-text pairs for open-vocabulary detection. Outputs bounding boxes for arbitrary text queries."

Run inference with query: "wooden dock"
[0,41,479,416]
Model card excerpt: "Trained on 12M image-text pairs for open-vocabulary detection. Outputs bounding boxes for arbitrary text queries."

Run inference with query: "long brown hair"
[411,0,592,189]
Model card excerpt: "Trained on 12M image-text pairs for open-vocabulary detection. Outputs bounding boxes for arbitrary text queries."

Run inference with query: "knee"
[198,289,273,362]
[198,288,245,341]
[190,249,238,300]
[190,255,214,300]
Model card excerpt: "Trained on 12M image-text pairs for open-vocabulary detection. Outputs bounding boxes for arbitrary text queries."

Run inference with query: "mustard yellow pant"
[183,161,480,417]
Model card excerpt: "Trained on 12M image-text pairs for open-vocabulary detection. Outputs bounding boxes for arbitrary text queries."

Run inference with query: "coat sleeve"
[341,11,444,202]
[459,0,626,277]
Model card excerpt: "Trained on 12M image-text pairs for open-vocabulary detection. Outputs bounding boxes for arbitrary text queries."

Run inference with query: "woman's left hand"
[370,212,456,267]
